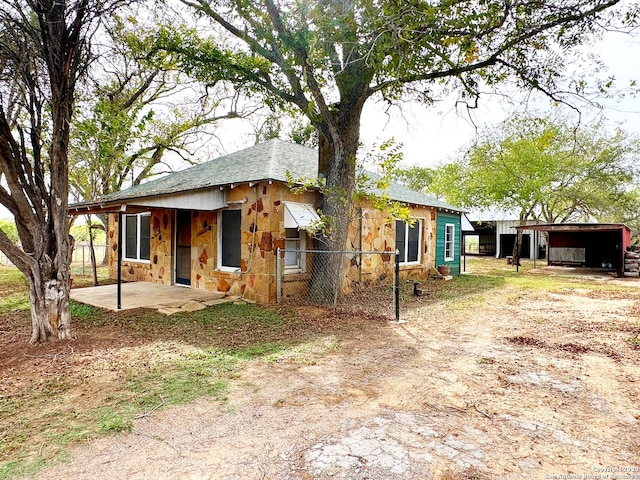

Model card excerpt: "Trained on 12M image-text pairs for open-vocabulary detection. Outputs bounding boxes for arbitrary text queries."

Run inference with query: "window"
[220,210,241,269]
[396,219,421,264]
[284,228,306,272]
[123,213,150,262]
[445,223,455,261]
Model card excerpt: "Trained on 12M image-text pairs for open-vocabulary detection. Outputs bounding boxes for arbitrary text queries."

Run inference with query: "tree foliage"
[70,14,258,211]
[0,0,116,343]
[0,219,18,243]
[69,223,106,244]
[150,0,636,295]
[246,110,319,147]
[162,0,635,223]
[391,165,436,194]
[429,115,640,226]
[605,187,640,241]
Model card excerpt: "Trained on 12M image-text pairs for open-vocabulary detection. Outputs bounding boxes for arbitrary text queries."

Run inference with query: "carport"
[516,223,631,277]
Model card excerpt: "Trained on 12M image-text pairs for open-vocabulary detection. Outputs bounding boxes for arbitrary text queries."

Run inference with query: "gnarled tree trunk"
[0,222,74,344]
[28,271,72,344]
[311,106,363,304]
[0,0,95,343]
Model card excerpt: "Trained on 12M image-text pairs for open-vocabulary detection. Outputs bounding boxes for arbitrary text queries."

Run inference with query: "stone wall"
[108,184,441,304]
[108,182,318,304]
[108,209,174,285]
[340,204,437,293]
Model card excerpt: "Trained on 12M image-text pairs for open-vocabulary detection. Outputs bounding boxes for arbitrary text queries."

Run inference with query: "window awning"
[284,202,320,229]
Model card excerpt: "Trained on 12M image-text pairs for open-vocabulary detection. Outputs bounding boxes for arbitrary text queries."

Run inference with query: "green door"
[435,212,461,275]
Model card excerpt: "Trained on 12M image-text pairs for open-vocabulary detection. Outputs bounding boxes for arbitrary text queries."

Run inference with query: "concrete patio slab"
[70,282,230,311]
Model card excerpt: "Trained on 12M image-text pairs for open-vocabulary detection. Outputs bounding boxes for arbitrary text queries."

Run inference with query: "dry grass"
[2,259,640,479]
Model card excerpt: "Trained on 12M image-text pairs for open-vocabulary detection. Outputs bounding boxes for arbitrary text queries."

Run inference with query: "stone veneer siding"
[343,204,437,293]
[108,183,442,304]
[108,182,317,304]
[108,208,174,285]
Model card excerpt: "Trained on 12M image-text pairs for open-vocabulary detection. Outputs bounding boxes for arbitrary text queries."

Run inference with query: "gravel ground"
[32,271,640,480]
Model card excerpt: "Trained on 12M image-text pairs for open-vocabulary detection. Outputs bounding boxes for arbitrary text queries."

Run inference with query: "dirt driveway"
[35,270,640,479]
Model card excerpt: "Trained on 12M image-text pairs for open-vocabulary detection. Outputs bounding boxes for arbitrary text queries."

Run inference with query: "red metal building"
[515,223,632,278]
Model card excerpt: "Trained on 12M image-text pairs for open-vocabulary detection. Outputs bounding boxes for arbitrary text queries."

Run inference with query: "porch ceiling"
[70,282,229,311]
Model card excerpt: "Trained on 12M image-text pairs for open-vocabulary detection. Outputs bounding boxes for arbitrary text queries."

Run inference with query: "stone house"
[70,139,464,304]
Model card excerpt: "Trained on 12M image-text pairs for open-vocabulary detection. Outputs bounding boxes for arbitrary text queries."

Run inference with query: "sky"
[357,29,640,169]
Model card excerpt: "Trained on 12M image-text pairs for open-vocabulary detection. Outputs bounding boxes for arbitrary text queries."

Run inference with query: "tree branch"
[368,0,622,100]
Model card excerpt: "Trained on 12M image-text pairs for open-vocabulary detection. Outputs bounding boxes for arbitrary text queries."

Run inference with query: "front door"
[175,210,191,286]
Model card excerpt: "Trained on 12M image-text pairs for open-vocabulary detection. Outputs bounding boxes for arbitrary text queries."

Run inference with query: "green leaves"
[0,220,18,243]
[425,115,640,230]
[391,165,435,194]
[70,12,269,207]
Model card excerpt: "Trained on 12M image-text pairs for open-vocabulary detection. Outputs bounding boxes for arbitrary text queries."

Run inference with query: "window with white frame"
[445,223,455,261]
[396,219,421,264]
[124,212,151,262]
[219,209,242,269]
[284,228,306,272]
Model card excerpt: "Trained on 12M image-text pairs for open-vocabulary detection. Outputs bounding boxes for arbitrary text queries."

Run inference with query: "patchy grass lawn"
[0,266,377,479]
[1,260,639,479]
[0,268,29,312]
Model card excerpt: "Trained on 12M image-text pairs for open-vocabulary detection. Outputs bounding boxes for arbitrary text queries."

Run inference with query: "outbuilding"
[465,219,546,259]
[515,223,632,277]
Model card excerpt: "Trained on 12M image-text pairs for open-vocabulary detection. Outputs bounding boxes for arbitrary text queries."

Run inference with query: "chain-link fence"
[0,250,11,266]
[71,243,108,275]
[0,243,107,270]
[71,243,107,264]
[276,248,400,320]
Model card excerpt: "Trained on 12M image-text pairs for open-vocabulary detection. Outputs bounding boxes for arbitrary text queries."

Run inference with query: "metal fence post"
[276,247,282,304]
[117,212,122,310]
[395,249,400,322]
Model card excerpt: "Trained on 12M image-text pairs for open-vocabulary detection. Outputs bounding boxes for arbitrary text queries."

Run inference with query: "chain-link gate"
[276,248,400,320]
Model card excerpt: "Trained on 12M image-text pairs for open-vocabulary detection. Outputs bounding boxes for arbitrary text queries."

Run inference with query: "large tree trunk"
[0,110,74,343]
[39,55,74,343]
[0,0,90,343]
[311,110,361,304]
[25,206,73,344]
[0,227,74,344]
[28,269,72,344]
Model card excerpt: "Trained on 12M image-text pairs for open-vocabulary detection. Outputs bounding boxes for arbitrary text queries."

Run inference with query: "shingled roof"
[86,139,317,204]
[71,138,463,213]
